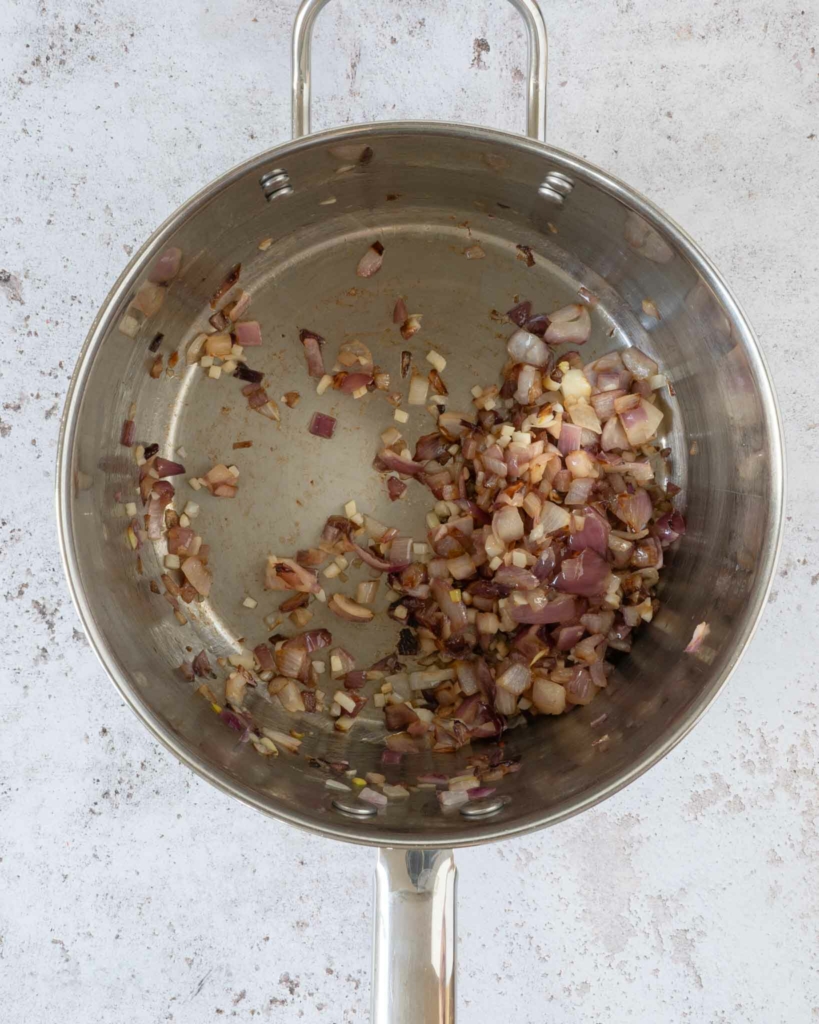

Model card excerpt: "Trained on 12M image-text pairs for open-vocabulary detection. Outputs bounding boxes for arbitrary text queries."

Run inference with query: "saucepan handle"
[291,0,548,142]
[372,848,457,1024]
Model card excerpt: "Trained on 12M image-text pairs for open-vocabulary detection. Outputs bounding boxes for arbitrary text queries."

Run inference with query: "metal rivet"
[538,171,574,206]
[260,168,293,202]
[460,797,506,819]
[332,798,376,818]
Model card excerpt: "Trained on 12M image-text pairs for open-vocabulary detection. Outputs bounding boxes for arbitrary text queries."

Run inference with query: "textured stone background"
[1,0,817,1021]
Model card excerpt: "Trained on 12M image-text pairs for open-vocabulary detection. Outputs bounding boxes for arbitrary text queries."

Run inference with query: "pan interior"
[61,126,781,844]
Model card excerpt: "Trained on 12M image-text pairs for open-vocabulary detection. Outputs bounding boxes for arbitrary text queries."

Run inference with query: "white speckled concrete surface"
[1,0,817,1020]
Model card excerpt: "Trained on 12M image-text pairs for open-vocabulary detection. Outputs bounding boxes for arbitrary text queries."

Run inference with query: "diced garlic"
[381,426,402,446]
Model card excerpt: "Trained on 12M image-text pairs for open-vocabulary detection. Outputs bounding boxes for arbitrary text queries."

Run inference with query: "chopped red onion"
[655,509,686,548]
[387,476,407,501]
[507,329,551,367]
[524,313,550,337]
[344,670,368,689]
[299,329,326,378]
[558,421,583,456]
[467,786,497,801]
[438,789,469,810]
[507,300,532,326]
[591,388,626,422]
[564,478,595,505]
[601,415,629,451]
[148,247,182,284]
[356,241,385,278]
[388,536,414,567]
[167,525,194,554]
[181,556,211,597]
[377,448,425,477]
[685,621,710,653]
[385,732,418,753]
[359,786,388,808]
[431,579,469,631]
[340,372,374,394]
[622,347,658,380]
[234,320,262,347]
[308,412,337,439]
[544,304,591,345]
[509,595,576,624]
[393,297,408,323]
[569,507,610,556]
[493,565,539,590]
[556,624,585,650]
[254,644,276,672]
[417,773,450,786]
[414,432,450,463]
[614,488,653,533]
[496,661,531,695]
[154,457,185,478]
[565,668,596,705]
[352,541,407,573]
[120,419,136,447]
[493,506,524,542]
[384,703,420,731]
[265,557,321,593]
[514,364,542,405]
[192,650,212,678]
[556,549,610,597]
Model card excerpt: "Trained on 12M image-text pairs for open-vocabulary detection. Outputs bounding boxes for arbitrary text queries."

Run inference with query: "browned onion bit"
[283,391,300,408]
[120,419,136,447]
[507,300,531,326]
[428,368,448,395]
[400,351,412,378]
[400,314,422,340]
[149,355,163,378]
[280,591,309,612]
[210,263,241,308]
[516,244,536,267]
[397,628,419,655]
[148,332,164,352]
[234,364,264,384]
[143,443,159,459]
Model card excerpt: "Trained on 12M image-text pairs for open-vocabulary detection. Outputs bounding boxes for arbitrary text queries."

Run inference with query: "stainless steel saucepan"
[57,1,784,1019]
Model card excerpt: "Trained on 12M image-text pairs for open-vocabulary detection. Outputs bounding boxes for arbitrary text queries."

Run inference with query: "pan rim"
[56,120,785,848]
